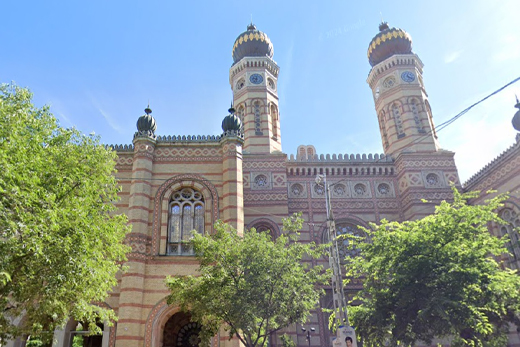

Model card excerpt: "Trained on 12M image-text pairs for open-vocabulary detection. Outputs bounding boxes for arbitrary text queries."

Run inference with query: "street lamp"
[301,326,315,347]
[315,174,350,328]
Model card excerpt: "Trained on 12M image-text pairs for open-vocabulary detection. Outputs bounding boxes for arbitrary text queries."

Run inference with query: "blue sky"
[2,0,519,182]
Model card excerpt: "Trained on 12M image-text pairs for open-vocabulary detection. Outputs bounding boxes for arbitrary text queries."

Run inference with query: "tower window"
[379,111,389,150]
[168,188,204,255]
[254,101,263,135]
[425,100,437,139]
[237,105,245,133]
[270,104,278,140]
[236,78,245,91]
[411,99,426,133]
[392,103,405,138]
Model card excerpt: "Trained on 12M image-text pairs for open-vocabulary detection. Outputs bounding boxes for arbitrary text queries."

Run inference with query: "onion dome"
[136,105,157,136]
[222,105,242,133]
[513,96,520,132]
[368,22,413,67]
[232,23,274,64]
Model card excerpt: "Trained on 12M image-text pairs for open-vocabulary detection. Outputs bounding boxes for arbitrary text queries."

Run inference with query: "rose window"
[254,174,268,187]
[291,183,303,196]
[177,322,202,347]
[354,183,366,196]
[333,184,346,196]
[378,183,390,195]
[314,184,325,195]
[426,173,439,185]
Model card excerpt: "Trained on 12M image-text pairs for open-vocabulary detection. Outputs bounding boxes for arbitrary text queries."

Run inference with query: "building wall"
[40,23,520,347]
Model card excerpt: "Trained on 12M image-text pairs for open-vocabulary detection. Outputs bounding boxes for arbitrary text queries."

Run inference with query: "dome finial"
[512,96,520,132]
[145,102,152,115]
[379,21,389,31]
[228,101,235,114]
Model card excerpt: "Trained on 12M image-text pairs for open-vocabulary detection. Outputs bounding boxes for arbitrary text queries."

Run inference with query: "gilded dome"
[368,22,413,67]
[232,23,273,64]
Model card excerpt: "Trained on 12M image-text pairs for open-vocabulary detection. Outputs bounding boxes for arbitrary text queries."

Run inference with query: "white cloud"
[444,50,462,64]
[87,93,124,134]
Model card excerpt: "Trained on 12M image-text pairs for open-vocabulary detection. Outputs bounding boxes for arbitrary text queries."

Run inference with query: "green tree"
[166,214,330,347]
[0,84,131,342]
[346,189,520,347]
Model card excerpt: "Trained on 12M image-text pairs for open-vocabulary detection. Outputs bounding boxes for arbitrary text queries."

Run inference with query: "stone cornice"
[463,139,520,190]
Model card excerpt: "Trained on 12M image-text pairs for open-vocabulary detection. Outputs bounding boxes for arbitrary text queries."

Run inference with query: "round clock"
[401,71,415,83]
[249,73,263,84]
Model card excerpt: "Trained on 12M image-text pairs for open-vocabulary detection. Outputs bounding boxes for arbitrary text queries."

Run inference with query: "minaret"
[366,23,460,221]
[367,22,439,157]
[229,23,281,154]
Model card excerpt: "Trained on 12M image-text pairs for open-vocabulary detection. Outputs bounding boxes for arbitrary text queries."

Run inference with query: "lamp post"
[301,326,315,347]
[315,174,350,329]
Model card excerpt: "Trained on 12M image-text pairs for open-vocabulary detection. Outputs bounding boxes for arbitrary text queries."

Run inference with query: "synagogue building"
[8,21,520,347]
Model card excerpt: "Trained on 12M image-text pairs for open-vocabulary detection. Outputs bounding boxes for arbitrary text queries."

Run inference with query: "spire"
[228,101,235,114]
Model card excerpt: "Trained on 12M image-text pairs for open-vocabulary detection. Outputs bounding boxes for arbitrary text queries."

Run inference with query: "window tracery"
[270,104,278,139]
[323,222,365,264]
[500,208,520,266]
[254,101,262,135]
[379,110,389,150]
[392,103,405,138]
[410,99,425,133]
[425,100,437,139]
[168,188,204,255]
[237,105,245,133]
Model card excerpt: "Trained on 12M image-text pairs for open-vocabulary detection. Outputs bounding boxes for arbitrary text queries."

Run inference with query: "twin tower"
[229,22,440,157]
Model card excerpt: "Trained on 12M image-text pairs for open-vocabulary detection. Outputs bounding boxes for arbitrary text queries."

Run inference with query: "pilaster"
[394,150,460,220]
[115,136,155,347]
[220,135,245,235]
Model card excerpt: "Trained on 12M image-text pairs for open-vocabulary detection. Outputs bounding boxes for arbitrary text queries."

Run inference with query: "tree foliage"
[346,189,520,347]
[0,84,131,341]
[166,214,330,347]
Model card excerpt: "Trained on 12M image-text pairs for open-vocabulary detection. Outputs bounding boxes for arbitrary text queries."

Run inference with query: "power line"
[390,76,520,150]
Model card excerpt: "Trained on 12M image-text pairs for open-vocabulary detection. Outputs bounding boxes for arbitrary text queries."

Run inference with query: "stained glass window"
[500,208,520,268]
[168,188,204,255]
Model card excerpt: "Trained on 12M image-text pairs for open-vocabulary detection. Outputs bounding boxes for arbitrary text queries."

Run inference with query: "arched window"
[425,100,437,139]
[410,99,425,133]
[500,208,520,267]
[307,146,314,158]
[298,146,306,160]
[323,222,366,264]
[379,110,389,150]
[270,104,278,140]
[168,188,205,255]
[392,103,405,138]
[254,101,262,135]
[237,105,245,134]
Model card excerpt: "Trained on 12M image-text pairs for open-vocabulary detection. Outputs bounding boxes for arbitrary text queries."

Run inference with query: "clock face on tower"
[401,71,416,83]
[249,73,263,84]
